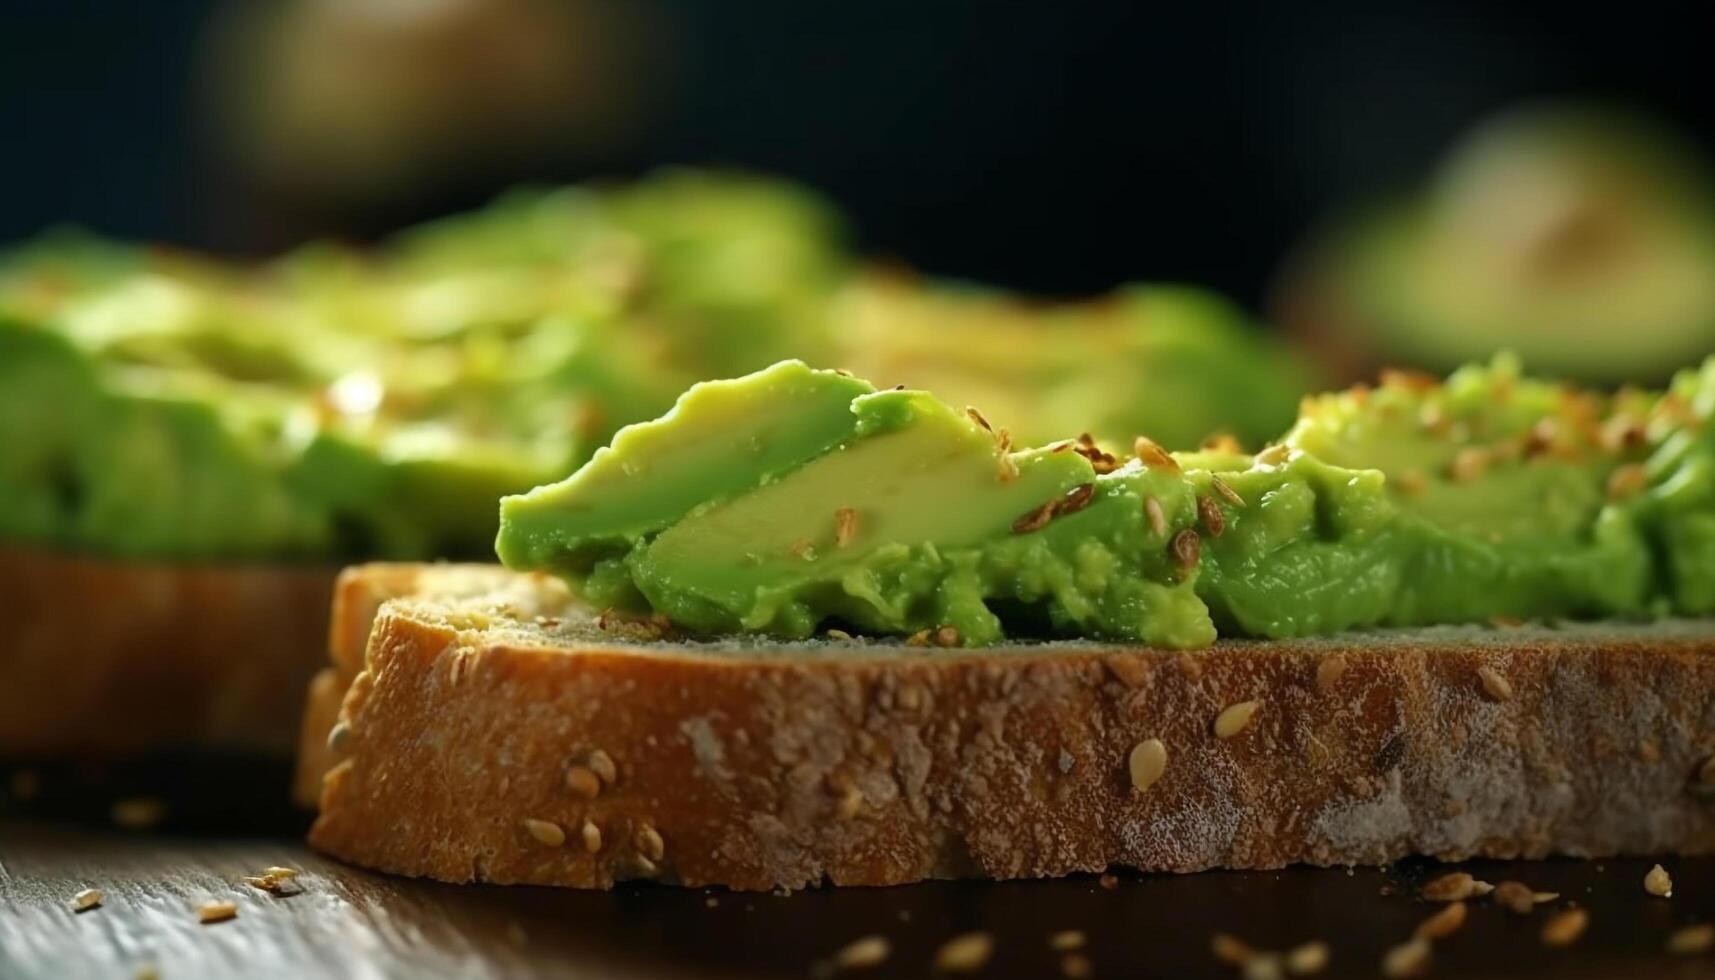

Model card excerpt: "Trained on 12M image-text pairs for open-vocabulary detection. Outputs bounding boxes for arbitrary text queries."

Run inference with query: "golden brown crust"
[0,546,336,756]
[306,565,1715,891]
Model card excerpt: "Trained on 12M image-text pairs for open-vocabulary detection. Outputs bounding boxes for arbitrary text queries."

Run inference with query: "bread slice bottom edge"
[304,564,1715,891]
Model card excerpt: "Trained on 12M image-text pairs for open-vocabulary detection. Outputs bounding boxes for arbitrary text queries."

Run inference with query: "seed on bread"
[566,766,602,799]
[1214,700,1261,739]
[933,932,994,973]
[1645,863,1673,897]
[636,824,666,862]
[1129,738,1168,791]
[326,723,351,752]
[581,820,602,853]
[523,818,565,847]
[69,887,103,912]
[587,749,617,786]
[1170,529,1201,578]
[1315,655,1348,693]
[1477,666,1513,702]
[933,626,961,648]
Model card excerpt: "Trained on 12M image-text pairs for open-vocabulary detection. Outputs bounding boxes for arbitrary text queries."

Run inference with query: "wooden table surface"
[5,757,1715,979]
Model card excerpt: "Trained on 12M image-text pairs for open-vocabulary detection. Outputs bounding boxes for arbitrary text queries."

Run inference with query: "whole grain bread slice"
[305,563,1715,891]
[1,546,337,757]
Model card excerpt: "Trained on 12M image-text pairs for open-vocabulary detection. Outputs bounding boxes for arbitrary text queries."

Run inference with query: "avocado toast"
[302,358,1715,889]
[1,173,1311,758]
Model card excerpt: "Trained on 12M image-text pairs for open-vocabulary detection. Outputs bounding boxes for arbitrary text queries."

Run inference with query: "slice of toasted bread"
[305,563,1715,892]
[1,547,337,756]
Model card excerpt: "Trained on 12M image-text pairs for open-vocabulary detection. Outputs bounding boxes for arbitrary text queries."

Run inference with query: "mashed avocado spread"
[498,356,1715,648]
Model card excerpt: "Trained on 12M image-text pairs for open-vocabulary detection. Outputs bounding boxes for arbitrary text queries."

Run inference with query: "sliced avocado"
[1287,104,1715,384]
[500,355,1715,648]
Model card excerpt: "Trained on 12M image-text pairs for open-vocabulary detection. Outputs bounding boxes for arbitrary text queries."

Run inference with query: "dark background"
[3,0,1714,308]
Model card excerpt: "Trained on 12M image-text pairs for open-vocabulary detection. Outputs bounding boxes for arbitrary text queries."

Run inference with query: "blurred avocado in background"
[0,169,1310,563]
[836,273,1312,450]
[1277,103,1715,385]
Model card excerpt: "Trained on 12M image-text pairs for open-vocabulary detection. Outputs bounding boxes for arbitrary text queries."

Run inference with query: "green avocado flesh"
[1324,105,1715,383]
[0,171,1307,562]
[498,356,1715,648]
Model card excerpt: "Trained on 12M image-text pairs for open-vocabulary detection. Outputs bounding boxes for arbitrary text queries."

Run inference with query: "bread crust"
[306,565,1715,891]
[0,547,336,756]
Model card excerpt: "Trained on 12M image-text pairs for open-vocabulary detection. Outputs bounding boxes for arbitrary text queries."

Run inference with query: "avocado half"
[1279,104,1715,384]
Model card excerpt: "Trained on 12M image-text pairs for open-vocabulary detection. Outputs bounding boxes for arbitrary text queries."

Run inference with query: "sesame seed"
[906,630,932,647]
[1060,482,1097,515]
[933,626,961,648]
[1477,666,1513,702]
[1212,475,1246,508]
[1128,738,1167,791]
[1049,930,1086,951]
[1667,924,1715,955]
[1394,470,1427,496]
[1285,941,1329,975]
[581,820,602,853]
[837,785,864,819]
[1414,901,1467,939]
[587,749,618,786]
[110,798,166,830]
[1211,933,1253,965]
[1061,952,1093,978]
[1379,937,1430,978]
[1133,436,1178,470]
[263,867,297,880]
[964,407,992,432]
[70,888,103,912]
[1494,880,1535,915]
[523,818,565,847]
[1607,463,1648,501]
[1143,496,1167,537]
[566,766,602,799]
[1255,444,1290,466]
[1448,447,1489,482]
[1315,655,1348,693]
[1646,864,1674,897]
[933,932,993,973]
[1214,700,1261,739]
[825,628,853,641]
[196,900,238,924]
[834,508,859,549]
[1420,872,1479,902]
[1197,495,1226,537]
[1170,529,1201,578]
[1381,368,1439,392]
[1533,892,1559,904]
[834,935,892,969]
[637,824,666,862]
[1541,908,1589,947]
[1012,500,1057,534]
